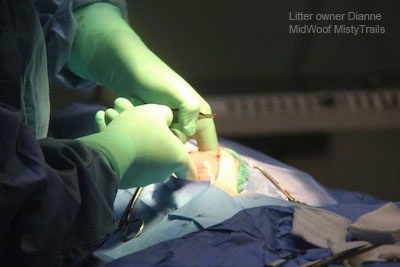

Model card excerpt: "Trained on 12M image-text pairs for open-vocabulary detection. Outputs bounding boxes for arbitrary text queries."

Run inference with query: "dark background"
[126,0,400,93]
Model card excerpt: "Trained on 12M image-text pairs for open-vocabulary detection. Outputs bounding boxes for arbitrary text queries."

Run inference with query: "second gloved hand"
[78,98,195,188]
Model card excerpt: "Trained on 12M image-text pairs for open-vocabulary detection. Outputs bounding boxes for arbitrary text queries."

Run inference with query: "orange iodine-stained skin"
[188,149,220,183]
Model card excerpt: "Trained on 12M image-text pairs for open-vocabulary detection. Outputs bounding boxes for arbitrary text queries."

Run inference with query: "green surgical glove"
[78,98,195,188]
[67,3,218,152]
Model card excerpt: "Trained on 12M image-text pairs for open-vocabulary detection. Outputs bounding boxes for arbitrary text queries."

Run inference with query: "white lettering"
[289,24,332,34]
[348,12,382,21]
[315,13,345,21]
[289,11,313,21]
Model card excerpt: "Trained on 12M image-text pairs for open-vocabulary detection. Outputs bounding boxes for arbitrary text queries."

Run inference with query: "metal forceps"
[252,165,302,204]
[118,187,144,241]
[171,109,216,123]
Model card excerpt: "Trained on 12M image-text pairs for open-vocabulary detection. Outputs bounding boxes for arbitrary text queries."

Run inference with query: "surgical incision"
[188,147,241,196]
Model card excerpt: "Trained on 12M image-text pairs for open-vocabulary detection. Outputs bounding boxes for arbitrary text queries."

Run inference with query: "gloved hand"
[67,3,218,152]
[78,98,195,188]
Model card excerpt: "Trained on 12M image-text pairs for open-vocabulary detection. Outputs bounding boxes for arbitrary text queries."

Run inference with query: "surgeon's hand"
[78,98,195,188]
[67,3,218,152]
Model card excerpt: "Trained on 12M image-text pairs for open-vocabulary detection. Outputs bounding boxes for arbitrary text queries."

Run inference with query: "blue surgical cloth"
[0,0,126,138]
[96,181,294,261]
[108,203,400,267]
[104,173,397,267]
[95,139,337,261]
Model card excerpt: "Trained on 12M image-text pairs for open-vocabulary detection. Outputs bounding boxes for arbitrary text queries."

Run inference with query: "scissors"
[118,187,144,241]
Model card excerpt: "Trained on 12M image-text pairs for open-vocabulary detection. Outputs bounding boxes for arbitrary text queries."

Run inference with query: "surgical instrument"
[252,165,302,203]
[118,187,144,241]
[172,109,216,123]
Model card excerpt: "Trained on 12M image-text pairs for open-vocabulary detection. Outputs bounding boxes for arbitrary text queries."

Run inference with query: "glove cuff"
[78,131,136,179]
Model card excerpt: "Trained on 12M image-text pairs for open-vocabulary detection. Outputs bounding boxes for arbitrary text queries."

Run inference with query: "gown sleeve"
[0,103,119,266]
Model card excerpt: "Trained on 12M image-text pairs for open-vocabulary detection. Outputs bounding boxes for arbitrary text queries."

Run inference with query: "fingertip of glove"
[105,108,119,124]
[95,110,105,119]
[114,97,134,112]
[95,110,106,131]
